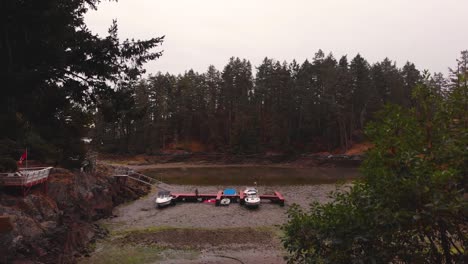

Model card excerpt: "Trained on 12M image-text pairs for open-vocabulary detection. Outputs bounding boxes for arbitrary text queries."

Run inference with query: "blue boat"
[223,188,237,195]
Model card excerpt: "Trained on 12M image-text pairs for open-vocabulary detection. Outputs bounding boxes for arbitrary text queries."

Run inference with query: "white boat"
[155,191,173,208]
[244,194,261,208]
[220,198,231,206]
[243,187,258,196]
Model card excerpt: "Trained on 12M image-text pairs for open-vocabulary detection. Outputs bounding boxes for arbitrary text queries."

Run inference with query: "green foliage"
[282,54,468,263]
[0,139,20,158]
[0,139,21,172]
[0,158,18,173]
[24,132,59,163]
[1,0,163,167]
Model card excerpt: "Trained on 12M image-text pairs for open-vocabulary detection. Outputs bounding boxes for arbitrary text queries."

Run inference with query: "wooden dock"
[171,190,285,207]
[111,167,286,207]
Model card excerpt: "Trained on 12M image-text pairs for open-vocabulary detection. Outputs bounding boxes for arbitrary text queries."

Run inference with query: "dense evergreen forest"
[94,52,430,154]
[1,0,163,169]
[0,0,464,168]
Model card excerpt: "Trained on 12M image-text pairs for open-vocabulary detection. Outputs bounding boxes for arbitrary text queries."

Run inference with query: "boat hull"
[245,202,260,208]
[156,198,173,207]
[244,197,261,208]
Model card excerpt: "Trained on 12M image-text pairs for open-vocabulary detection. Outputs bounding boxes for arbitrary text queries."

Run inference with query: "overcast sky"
[85,0,467,76]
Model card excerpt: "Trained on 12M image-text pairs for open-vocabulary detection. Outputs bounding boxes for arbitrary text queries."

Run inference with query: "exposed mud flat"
[88,182,348,263]
[79,164,356,263]
[83,226,285,264]
[100,151,364,169]
[105,184,342,231]
[142,166,359,185]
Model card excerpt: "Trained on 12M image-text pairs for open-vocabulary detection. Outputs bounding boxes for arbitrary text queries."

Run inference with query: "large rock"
[0,165,150,263]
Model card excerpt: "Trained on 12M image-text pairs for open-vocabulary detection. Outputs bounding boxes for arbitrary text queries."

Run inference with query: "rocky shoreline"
[0,166,150,264]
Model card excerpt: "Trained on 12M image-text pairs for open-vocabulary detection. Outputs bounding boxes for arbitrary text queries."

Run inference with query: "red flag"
[18,150,27,165]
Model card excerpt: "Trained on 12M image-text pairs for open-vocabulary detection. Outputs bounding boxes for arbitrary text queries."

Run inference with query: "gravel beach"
[86,165,355,264]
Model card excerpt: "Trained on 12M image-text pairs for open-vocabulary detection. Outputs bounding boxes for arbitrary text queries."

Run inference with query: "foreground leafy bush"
[282,75,467,263]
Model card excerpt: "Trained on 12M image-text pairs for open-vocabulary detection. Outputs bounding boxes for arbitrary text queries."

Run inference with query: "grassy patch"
[80,240,199,264]
[83,225,282,263]
[112,226,280,250]
[98,221,126,232]
[80,243,164,264]
[111,225,174,236]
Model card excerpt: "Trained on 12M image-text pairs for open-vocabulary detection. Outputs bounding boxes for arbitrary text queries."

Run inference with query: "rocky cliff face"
[0,166,150,263]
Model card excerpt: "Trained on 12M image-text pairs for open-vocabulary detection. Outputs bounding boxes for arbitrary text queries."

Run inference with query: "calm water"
[143,166,360,186]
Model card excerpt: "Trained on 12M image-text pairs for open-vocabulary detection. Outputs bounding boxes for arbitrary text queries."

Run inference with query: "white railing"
[0,167,53,186]
[113,167,170,189]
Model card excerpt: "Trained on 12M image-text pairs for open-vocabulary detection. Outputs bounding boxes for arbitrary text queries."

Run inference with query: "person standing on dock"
[195,188,199,197]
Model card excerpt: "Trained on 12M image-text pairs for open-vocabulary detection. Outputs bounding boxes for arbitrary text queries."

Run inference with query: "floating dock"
[111,168,286,207]
[170,190,285,207]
